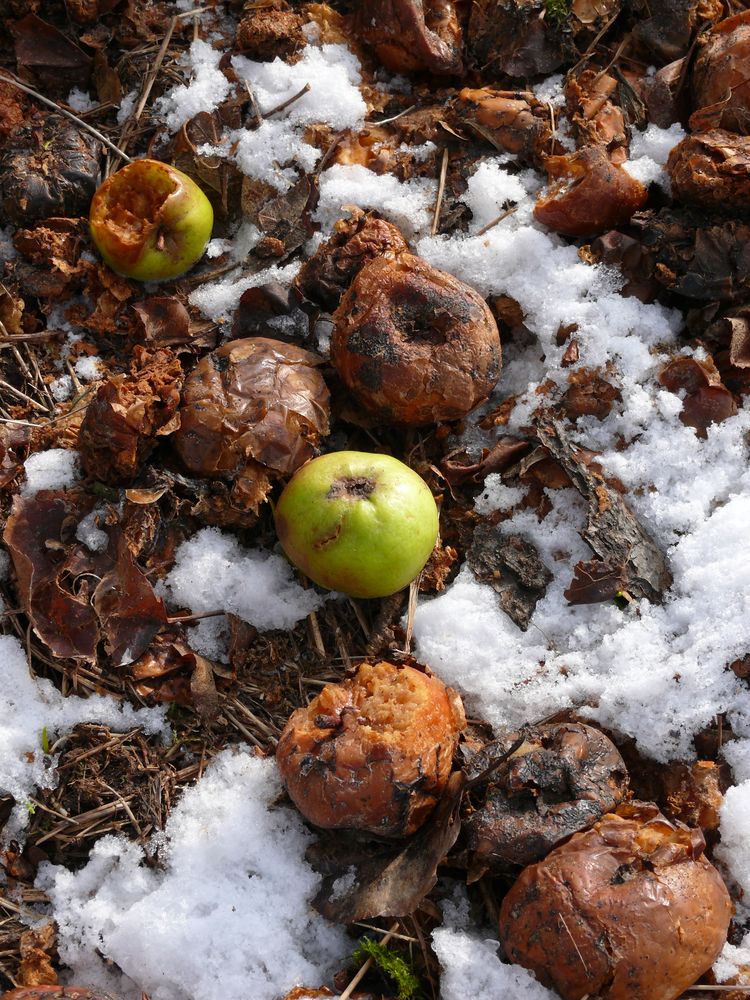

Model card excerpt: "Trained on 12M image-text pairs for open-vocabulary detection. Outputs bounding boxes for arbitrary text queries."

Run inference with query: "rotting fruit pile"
[2,1,750,999]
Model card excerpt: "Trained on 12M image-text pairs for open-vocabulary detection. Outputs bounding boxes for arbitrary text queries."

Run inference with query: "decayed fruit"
[534,146,647,238]
[276,660,466,836]
[274,450,439,599]
[2,990,123,1000]
[465,722,629,869]
[89,158,213,281]
[174,337,330,515]
[350,0,463,76]
[692,11,750,132]
[499,801,732,1000]
[331,253,501,426]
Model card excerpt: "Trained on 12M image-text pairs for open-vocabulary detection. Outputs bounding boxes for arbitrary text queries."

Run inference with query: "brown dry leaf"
[645,57,688,129]
[132,298,191,347]
[562,367,621,421]
[12,14,92,92]
[92,49,122,106]
[632,208,750,302]
[692,10,750,134]
[441,437,532,486]
[18,923,57,987]
[662,760,725,832]
[0,285,25,336]
[190,653,220,724]
[564,557,629,604]
[0,77,28,144]
[0,425,31,490]
[586,230,661,303]
[78,347,183,484]
[312,770,464,922]
[4,490,167,663]
[173,108,243,217]
[659,354,737,436]
[467,525,552,630]
[257,175,313,257]
[536,418,672,603]
[93,536,169,667]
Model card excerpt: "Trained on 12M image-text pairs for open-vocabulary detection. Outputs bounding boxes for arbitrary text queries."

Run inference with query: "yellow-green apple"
[274,451,439,598]
[89,159,213,281]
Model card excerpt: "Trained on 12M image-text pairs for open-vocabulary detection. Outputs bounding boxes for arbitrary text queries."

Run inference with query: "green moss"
[351,938,422,1000]
[545,0,571,23]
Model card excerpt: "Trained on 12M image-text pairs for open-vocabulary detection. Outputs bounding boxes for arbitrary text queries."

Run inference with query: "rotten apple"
[89,158,213,281]
[274,451,439,598]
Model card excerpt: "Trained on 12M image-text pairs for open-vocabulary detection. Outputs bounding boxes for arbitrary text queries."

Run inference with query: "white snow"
[188,261,298,324]
[164,527,324,631]
[316,164,437,239]
[433,928,558,1000]
[22,449,79,495]
[74,355,102,381]
[474,476,526,515]
[623,122,685,190]
[39,751,348,1000]
[159,39,233,132]
[0,635,167,839]
[66,88,96,113]
[76,508,109,553]
[50,374,74,402]
[227,44,366,191]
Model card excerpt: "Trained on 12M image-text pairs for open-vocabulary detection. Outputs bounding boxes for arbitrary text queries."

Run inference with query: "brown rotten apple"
[2,991,123,1000]
[331,253,502,426]
[465,722,629,869]
[276,661,466,837]
[89,159,213,281]
[499,801,732,1000]
[174,337,330,514]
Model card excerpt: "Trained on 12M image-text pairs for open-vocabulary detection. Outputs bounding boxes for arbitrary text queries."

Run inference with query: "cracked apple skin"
[274,451,439,598]
[89,158,213,281]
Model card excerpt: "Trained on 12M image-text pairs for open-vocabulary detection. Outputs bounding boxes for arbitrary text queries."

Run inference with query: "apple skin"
[274,451,439,598]
[89,159,213,281]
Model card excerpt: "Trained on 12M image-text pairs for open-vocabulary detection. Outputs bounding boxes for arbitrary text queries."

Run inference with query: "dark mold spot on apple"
[326,476,376,501]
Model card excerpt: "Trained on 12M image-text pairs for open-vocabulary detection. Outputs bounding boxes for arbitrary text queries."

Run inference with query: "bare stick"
[262,82,311,118]
[475,205,518,236]
[0,73,132,164]
[431,147,450,236]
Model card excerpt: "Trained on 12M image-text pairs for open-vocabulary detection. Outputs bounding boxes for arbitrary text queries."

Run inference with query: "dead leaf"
[12,14,92,92]
[190,654,220,724]
[4,490,167,662]
[565,558,629,604]
[312,771,465,922]
[441,438,532,486]
[18,923,57,987]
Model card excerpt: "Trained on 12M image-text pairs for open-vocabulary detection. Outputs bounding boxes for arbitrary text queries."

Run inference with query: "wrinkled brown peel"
[499,802,732,1000]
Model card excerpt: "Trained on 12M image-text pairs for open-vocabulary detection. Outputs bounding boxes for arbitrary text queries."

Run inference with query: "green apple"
[274,451,439,598]
[89,158,213,281]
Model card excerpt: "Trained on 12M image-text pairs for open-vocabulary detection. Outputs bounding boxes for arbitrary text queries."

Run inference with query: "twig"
[0,378,49,413]
[339,921,400,1000]
[372,103,417,126]
[119,16,179,153]
[262,82,311,118]
[568,10,621,76]
[0,73,132,164]
[475,205,518,237]
[167,609,225,624]
[404,573,422,652]
[431,147,450,236]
